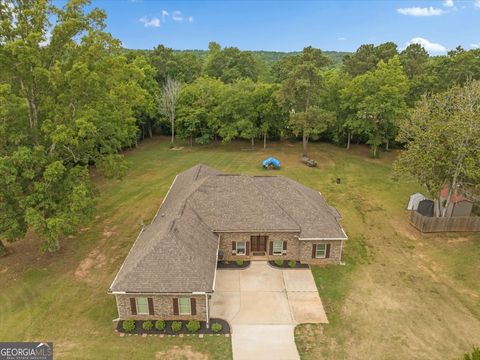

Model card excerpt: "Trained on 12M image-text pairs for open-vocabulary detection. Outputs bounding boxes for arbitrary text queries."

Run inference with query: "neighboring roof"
[440,187,472,203]
[109,164,346,294]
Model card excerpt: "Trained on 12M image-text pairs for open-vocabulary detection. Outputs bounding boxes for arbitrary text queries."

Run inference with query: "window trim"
[236,241,246,255]
[272,240,283,256]
[315,244,326,259]
[178,297,191,315]
[136,297,149,315]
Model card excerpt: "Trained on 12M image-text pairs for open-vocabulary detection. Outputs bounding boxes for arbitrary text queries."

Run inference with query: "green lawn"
[1,137,479,359]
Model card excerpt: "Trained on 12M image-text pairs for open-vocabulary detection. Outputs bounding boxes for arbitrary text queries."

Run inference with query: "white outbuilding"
[407,192,426,211]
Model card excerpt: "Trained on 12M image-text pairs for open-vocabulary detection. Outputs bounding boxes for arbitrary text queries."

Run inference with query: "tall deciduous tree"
[394,80,480,217]
[341,56,408,157]
[0,0,148,251]
[177,76,225,145]
[159,77,182,145]
[278,47,332,157]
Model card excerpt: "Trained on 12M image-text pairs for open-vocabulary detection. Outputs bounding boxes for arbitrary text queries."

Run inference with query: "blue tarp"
[262,157,281,168]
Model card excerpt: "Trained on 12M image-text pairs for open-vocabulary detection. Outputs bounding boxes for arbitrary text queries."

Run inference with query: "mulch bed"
[268,260,309,269]
[116,318,230,335]
[217,260,250,269]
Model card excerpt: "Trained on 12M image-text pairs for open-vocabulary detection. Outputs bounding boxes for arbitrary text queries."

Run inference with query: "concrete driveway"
[210,262,327,360]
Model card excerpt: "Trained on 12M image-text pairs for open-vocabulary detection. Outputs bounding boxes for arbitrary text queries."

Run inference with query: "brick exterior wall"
[218,232,301,261]
[299,240,343,265]
[218,232,345,265]
[115,294,208,321]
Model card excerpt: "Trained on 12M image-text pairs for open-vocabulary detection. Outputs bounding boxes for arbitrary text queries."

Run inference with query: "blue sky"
[84,0,480,54]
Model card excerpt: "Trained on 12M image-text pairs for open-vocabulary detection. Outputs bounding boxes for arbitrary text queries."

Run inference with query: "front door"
[251,235,267,254]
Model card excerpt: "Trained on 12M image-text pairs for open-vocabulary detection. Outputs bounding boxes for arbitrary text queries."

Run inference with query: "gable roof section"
[252,176,346,239]
[109,164,220,293]
[109,164,346,294]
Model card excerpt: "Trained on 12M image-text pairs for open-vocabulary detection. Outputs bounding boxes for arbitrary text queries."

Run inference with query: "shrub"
[463,346,480,360]
[171,321,182,332]
[155,320,166,331]
[288,260,297,268]
[274,259,284,267]
[236,260,244,267]
[211,323,222,333]
[142,320,153,331]
[122,320,135,332]
[186,320,201,333]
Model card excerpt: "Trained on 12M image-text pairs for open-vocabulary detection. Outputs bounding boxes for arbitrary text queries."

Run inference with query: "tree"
[216,79,259,147]
[321,69,352,147]
[399,43,432,105]
[394,80,480,217]
[149,45,203,84]
[341,56,409,157]
[177,76,225,145]
[278,47,332,157]
[253,83,286,148]
[205,42,259,83]
[0,0,148,251]
[343,42,398,77]
[159,77,182,145]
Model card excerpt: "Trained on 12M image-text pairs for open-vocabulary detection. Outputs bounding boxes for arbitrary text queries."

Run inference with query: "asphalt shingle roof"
[109,164,346,294]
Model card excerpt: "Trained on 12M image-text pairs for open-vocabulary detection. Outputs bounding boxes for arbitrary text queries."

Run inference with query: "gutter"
[297,228,348,241]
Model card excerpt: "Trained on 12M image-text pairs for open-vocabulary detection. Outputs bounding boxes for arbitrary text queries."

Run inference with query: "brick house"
[108,164,347,325]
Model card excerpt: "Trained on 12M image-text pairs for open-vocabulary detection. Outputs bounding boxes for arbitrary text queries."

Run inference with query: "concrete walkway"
[210,262,328,360]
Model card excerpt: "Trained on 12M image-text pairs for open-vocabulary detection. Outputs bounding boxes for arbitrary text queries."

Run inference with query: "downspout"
[205,293,210,329]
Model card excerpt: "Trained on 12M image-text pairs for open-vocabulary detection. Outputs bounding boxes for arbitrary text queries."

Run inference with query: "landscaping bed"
[217,260,250,269]
[268,260,309,269]
[116,318,230,335]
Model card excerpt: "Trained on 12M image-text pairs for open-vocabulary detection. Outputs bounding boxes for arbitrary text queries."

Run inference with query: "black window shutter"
[246,242,250,256]
[191,298,197,315]
[148,297,154,315]
[312,244,317,258]
[130,298,137,315]
[269,241,273,255]
[283,241,287,252]
[173,298,179,315]
[326,244,331,258]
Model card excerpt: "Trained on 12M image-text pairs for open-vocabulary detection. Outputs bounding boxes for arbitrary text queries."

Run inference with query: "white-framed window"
[273,240,283,255]
[179,297,191,315]
[136,297,149,314]
[236,241,246,255]
[315,244,326,258]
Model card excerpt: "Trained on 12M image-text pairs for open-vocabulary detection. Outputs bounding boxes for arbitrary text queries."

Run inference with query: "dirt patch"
[74,248,106,279]
[155,346,208,360]
[447,237,471,244]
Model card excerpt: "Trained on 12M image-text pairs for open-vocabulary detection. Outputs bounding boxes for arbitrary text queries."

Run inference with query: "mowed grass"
[0,137,479,359]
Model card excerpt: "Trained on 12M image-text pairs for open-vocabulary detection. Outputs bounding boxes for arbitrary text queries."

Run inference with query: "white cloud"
[162,10,169,21]
[443,0,454,7]
[139,16,160,28]
[338,37,346,41]
[188,16,194,23]
[397,6,445,16]
[172,10,183,21]
[475,0,480,8]
[407,37,447,54]
[471,43,480,49]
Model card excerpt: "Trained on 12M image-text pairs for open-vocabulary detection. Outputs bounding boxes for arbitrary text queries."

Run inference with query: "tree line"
[1,0,479,252]
[135,40,480,159]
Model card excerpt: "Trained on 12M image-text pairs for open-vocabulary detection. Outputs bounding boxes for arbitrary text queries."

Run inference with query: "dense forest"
[1,0,479,252]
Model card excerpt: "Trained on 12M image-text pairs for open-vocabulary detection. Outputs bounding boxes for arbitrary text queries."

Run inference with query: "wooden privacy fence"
[410,211,480,233]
